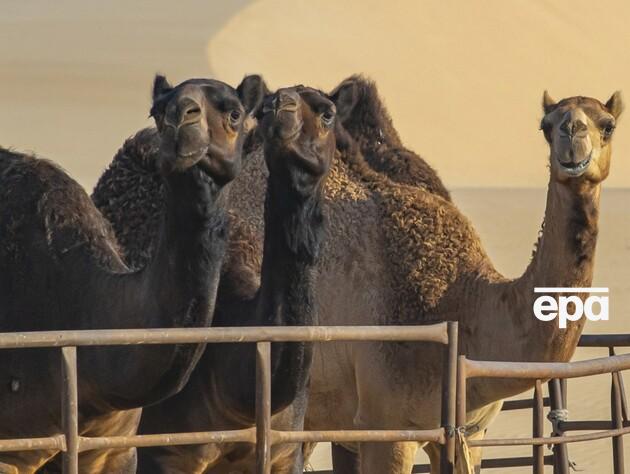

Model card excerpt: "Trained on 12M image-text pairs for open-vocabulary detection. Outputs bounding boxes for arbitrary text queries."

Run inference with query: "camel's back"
[0,149,124,271]
[228,146,495,325]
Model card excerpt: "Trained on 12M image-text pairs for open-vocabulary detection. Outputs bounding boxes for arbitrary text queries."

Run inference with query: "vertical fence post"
[454,355,467,470]
[549,379,569,474]
[532,379,544,474]
[440,322,458,474]
[61,346,79,474]
[256,341,271,474]
[609,347,625,474]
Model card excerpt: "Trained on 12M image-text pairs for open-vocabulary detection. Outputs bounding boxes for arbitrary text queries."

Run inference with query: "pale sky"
[2,0,630,188]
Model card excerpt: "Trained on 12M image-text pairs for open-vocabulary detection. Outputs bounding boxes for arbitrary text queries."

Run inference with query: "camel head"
[150,74,267,184]
[328,75,401,147]
[259,86,335,189]
[541,91,623,183]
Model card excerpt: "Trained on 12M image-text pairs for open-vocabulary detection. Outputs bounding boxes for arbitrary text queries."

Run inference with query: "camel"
[0,74,264,474]
[222,89,622,473]
[330,75,451,200]
[90,84,335,473]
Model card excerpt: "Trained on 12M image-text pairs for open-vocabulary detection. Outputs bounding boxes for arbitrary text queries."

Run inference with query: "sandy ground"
[307,188,630,472]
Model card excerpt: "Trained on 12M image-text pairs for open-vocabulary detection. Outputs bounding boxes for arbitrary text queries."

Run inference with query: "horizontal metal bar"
[0,435,65,452]
[480,455,555,468]
[469,425,630,447]
[0,324,449,349]
[560,420,630,431]
[78,429,255,451]
[579,334,630,347]
[272,428,445,445]
[502,397,550,411]
[410,455,556,473]
[465,353,630,379]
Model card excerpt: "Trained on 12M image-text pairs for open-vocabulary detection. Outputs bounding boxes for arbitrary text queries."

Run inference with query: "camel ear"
[605,91,624,119]
[237,75,270,117]
[152,74,173,102]
[542,90,556,115]
[330,79,359,122]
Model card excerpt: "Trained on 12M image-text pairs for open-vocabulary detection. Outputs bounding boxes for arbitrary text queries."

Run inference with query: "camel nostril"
[276,90,299,112]
[176,98,202,125]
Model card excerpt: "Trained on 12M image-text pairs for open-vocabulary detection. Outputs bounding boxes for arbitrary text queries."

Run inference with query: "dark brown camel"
[91,84,334,473]
[0,74,264,474]
[330,74,451,200]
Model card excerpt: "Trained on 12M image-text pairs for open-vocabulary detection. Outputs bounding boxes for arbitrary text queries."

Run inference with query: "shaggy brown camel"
[91,85,335,473]
[226,90,622,473]
[330,75,451,200]
[0,74,263,474]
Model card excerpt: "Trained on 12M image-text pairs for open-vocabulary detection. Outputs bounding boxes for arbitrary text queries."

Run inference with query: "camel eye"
[229,110,242,124]
[602,122,615,138]
[321,110,335,127]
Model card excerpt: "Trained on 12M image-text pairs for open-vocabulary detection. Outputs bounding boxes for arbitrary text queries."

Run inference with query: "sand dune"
[209,0,630,188]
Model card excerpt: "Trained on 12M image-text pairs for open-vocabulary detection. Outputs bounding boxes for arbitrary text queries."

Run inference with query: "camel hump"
[92,127,164,270]
[0,148,126,270]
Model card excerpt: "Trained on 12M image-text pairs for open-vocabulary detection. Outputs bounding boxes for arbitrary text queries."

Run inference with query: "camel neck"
[512,177,600,361]
[146,170,228,324]
[94,169,229,409]
[210,160,325,421]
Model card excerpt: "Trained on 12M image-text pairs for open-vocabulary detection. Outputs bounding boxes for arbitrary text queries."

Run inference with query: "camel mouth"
[556,153,592,177]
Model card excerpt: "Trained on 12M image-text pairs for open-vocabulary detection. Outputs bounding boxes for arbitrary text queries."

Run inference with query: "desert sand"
[1,1,629,471]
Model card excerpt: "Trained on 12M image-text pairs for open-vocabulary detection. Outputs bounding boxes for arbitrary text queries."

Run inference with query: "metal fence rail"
[457,341,630,474]
[0,322,458,474]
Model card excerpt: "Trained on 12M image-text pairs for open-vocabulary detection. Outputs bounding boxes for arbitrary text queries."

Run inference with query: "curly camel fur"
[330,74,451,200]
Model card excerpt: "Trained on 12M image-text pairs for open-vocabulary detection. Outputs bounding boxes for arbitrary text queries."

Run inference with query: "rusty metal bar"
[465,352,630,379]
[610,351,625,474]
[440,321,458,474]
[468,425,630,447]
[78,429,255,451]
[560,420,630,431]
[256,341,271,474]
[548,379,569,474]
[61,346,79,474]
[502,397,550,411]
[533,379,544,474]
[0,323,449,349]
[272,428,446,444]
[480,455,554,468]
[456,355,467,429]
[579,334,630,347]
[0,435,65,453]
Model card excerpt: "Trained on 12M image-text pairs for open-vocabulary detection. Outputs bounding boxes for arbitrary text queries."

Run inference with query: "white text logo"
[533,287,609,328]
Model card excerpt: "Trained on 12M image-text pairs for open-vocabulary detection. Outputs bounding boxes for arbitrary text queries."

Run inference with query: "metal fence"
[0,322,458,474]
[2,324,630,474]
[457,338,630,474]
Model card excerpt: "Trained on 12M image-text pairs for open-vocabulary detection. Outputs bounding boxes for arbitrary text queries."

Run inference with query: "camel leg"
[359,441,418,474]
[332,442,360,473]
[422,441,441,474]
